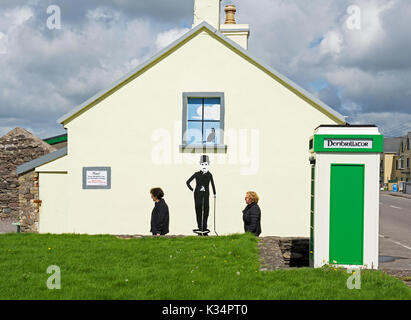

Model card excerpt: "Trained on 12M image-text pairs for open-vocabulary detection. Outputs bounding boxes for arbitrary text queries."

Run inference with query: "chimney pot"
[224,5,236,24]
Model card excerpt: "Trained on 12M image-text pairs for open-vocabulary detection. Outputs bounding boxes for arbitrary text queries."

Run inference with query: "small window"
[407,158,410,168]
[182,93,225,149]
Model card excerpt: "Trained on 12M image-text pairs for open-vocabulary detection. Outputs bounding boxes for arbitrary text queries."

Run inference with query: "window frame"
[181,92,226,151]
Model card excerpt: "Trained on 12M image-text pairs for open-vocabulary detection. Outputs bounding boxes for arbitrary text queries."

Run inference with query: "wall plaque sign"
[82,167,111,189]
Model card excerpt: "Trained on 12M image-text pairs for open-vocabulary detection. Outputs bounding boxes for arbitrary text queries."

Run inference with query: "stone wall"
[18,170,40,232]
[0,128,55,220]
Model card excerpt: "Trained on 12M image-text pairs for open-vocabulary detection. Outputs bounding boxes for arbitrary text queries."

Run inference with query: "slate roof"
[384,137,402,154]
[16,147,67,175]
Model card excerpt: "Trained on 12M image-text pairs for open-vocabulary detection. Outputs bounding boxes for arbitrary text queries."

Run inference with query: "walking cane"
[201,196,204,236]
[214,196,219,236]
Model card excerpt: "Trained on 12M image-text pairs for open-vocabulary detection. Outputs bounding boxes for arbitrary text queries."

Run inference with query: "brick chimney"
[192,0,222,30]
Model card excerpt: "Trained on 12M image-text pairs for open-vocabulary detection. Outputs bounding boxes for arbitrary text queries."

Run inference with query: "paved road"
[379,193,411,271]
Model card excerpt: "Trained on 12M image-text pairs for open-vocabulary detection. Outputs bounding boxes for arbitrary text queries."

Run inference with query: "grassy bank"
[0,233,410,300]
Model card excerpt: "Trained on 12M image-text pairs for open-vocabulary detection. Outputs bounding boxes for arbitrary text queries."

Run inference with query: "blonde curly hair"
[246,191,259,204]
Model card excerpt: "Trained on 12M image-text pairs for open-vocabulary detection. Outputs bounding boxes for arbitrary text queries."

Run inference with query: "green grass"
[0,233,410,300]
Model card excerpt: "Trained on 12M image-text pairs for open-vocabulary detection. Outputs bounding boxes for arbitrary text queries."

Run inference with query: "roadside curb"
[389,193,411,200]
[381,192,411,200]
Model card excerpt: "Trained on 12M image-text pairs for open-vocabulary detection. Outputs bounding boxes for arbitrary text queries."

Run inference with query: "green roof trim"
[44,134,67,145]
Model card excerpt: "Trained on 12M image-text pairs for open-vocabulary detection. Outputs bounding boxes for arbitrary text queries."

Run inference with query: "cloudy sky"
[0,0,410,138]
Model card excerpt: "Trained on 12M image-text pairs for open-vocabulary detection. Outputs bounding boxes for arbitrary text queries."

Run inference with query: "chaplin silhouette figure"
[186,155,216,236]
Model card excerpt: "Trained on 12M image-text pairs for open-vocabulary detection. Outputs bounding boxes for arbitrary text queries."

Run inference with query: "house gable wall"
[54,30,338,236]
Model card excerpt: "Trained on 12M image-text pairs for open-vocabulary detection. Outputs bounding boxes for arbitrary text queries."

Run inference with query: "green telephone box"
[309,125,383,269]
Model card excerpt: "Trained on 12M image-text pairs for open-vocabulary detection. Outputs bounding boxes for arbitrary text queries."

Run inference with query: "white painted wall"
[36,155,67,173]
[35,156,68,233]
[40,29,339,236]
[38,172,68,234]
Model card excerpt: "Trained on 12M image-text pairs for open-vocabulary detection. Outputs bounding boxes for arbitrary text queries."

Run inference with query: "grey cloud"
[316,86,343,112]
[0,5,162,137]
[2,0,193,25]
[341,1,411,72]
[350,112,411,137]
[233,0,411,126]
[0,0,410,138]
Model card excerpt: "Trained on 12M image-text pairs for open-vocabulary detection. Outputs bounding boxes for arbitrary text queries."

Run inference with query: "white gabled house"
[17,0,345,236]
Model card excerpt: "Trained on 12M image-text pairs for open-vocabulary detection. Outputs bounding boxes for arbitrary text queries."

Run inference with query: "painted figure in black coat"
[243,191,262,237]
[186,155,216,235]
[150,188,169,236]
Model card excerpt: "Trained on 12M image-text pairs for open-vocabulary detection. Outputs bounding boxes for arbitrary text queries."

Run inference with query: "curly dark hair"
[150,188,164,200]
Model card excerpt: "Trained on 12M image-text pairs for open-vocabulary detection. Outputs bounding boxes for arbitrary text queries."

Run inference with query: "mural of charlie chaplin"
[186,155,216,236]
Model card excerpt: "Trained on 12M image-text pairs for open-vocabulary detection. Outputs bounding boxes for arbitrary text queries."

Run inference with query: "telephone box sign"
[83,167,111,189]
[324,139,373,149]
[313,135,383,153]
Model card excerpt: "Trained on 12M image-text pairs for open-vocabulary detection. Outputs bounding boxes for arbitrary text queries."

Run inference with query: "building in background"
[380,132,411,191]
[43,134,67,150]
[393,132,411,189]
[380,137,402,187]
[0,128,56,221]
